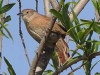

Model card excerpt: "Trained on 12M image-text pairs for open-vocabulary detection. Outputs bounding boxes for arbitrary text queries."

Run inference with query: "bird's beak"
[17,13,23,16]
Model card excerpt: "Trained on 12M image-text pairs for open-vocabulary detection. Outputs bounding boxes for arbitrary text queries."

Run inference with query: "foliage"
[0,0,15,75]
[0,0,15,39]
[46,0,100,75]
[43,70,53,75]
[4,57,16,75]
[95,73,100,75]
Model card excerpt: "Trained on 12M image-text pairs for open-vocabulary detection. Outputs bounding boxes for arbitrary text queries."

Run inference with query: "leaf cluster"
[0,0,15,39]
[44,1,100,75]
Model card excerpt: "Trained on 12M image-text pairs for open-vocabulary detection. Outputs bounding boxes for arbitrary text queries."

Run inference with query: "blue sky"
[1,0,100,75]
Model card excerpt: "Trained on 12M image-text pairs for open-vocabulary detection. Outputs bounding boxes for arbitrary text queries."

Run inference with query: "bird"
[17,9,69,65]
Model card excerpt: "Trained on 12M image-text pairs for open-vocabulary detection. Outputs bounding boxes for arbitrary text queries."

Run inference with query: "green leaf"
[50,9,63,23]
[91,0,97,9]
[77,28,85,40]
[71,8,81,32]
[65,56,82,65]
[59,0,65,6]
[70,50,82,56]
[3,25,13,40]
[4,57,16,75]
[92,42,98,53]
[80,20,94,44]
[43,70,53,75]
[0,0,3,8]
[91,60,100,71]
[67,23,84,33]
[80,19,100,33]
[4,15,11,23]
[62,2,71,29]
[3,72,7,75]
[62,2,79,43]
[0,30,9,38]
[51,51,59,70]
[93,23,100,34]
[0,22,13,39]
[95,72,100,75]
[0,3,15,14]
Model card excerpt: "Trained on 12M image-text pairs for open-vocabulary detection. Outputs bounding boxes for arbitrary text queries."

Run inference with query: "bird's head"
[17,9,37,20]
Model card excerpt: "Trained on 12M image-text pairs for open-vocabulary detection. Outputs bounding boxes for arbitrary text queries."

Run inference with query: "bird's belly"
[27,27,45,43]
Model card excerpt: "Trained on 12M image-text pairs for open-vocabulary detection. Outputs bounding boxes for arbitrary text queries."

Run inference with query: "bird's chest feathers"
[25,21,45,38]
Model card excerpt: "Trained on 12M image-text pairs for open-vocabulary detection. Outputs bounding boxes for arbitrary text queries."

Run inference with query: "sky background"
[1,0,100,75]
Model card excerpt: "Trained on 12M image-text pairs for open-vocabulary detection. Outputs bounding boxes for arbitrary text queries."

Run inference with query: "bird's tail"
[56,37,70,65]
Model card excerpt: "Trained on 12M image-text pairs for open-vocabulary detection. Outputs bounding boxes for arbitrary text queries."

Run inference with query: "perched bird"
[17,9,69,65]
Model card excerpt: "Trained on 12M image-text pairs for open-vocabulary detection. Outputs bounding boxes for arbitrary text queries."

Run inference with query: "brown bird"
[17,9,69,65]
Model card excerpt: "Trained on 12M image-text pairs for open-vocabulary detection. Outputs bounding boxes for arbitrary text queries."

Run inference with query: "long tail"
[56,37,70,65]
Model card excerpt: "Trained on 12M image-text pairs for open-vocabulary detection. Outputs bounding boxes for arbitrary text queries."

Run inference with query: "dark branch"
[17,0,31,67]
[35,0,38,12]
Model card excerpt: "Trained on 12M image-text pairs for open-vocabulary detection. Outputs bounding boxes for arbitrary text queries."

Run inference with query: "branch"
[53,52,100,75]
[35,0,38,12]
[50,0,60,11]
[68,61,88,75]
[95,9,100,22]
[69,0,89,22]
[0,35,2,69]
[17,0,31,67]
[44,0,51,17]
[28,16,57,75]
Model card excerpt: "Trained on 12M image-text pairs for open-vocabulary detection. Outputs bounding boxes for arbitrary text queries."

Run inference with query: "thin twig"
[53,52,100,75]
[35,0,38,12]
[17,0,31,67]
[68,61,88,75]
[71,48,79,57]
[0,35,2,69]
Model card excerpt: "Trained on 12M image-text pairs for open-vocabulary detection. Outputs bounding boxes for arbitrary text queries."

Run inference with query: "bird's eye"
[26,11,29,13]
